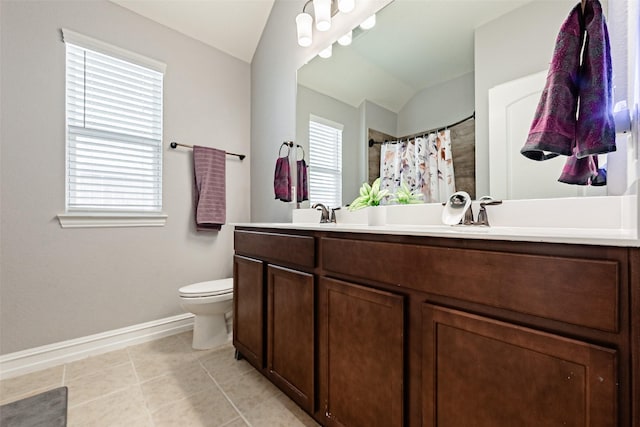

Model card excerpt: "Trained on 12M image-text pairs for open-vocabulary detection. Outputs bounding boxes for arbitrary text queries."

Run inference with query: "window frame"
[57,29,167,228]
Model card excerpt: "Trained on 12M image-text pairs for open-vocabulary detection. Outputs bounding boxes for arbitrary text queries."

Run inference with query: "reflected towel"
[297,159,309,202]
[274,156,291,202]
[193,145,225,231]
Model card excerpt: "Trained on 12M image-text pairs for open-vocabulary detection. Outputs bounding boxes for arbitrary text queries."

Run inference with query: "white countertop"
[232,222,640,247]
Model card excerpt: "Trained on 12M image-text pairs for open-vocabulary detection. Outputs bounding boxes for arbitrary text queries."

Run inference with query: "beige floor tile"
[151,383,240,427]
[67,384,150,427]
[64,349,130,382]
[0,365,64,404]
[221,417,249,427]
[129,335,197,382]
[273,393,320,427]
[140,360,216,412]
[243,394,318,427]
[200,346,253,387]
[65,361,138,407]
[219,369,283,414]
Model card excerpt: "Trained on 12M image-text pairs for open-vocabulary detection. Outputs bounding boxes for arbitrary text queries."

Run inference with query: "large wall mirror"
[296,0,634,206]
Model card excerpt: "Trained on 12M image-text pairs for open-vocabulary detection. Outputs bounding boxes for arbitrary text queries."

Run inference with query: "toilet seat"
[179,278,233,298]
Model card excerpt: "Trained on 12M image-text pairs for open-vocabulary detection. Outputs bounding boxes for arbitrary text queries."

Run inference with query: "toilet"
[178,278,234,350]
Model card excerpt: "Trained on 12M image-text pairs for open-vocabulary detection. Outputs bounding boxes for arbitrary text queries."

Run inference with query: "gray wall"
[0,1,250,354]
[474,0,576,197]
[397,72,474,137]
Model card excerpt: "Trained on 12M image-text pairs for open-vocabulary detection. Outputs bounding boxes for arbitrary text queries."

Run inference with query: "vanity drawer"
[235,230,315,269]
[321,238,620,332]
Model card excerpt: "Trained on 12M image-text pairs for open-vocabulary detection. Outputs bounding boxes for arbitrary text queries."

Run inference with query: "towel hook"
[297,144,306,161]
[279,141,292,158]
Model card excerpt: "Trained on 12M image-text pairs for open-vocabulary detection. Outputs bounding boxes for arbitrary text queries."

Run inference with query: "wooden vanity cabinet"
[233,255,264,370]
[267,265,314,412]
[318,277,404,427]
[422,304,618,427]
[234,227,638,427]
[233,230,316,412]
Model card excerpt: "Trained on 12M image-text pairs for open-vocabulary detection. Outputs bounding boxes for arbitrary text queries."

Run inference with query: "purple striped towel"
[193,145,225,231]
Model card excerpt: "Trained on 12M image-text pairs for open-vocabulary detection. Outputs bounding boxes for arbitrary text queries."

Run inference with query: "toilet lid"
[179,278,233,298]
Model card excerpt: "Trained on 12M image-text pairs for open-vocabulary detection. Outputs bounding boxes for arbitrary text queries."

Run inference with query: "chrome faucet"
[476,196,502,226]
[312,203,331,223]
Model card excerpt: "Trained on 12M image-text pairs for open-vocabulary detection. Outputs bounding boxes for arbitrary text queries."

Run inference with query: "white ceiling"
[110,0,275,63]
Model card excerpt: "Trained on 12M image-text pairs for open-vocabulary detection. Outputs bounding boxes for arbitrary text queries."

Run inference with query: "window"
[59,30,166,227]
[308,115,342,207]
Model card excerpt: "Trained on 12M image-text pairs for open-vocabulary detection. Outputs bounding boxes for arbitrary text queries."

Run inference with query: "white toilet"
[178,278,234,350]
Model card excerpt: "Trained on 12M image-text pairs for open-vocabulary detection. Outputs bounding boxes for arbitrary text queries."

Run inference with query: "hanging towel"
[522,0,615,185]
[296,159,309,202]
[193,145,226,231]
[521,3,583,160]
[575,0,615,158]
[274,156,291,202]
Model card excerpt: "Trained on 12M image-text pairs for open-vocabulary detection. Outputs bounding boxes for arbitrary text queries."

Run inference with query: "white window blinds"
[64,31,164,212]
[308,116,342,207]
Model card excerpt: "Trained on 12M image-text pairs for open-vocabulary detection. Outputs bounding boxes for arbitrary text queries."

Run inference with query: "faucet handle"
[479,196,502,207]
[477,196,502,226]
[330,207,341,223]
[463,204,474,225]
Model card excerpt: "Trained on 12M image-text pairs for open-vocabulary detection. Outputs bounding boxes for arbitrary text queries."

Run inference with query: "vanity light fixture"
[338,0,355,13]
[337,30,352,46]
[296,0,352,47]
[296,12,314,47]
[319,44,333,58]
[313,0,332,31]
[359,13,376,30]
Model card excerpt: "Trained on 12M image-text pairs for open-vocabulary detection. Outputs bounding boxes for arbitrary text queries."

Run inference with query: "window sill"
[57,212,168,228]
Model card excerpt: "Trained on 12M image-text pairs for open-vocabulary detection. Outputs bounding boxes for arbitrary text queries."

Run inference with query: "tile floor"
[0,332,320,427]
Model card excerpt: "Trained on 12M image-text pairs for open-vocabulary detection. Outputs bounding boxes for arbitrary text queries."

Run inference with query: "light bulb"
[338,31,352,46]
[313,0,332,31]
[319,44,333,58]
[338,0,355,13]
[360,14,376,30]
[296,12,313,47]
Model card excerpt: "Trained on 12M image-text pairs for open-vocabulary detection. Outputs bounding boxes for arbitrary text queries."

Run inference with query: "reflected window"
[308,115,342,207]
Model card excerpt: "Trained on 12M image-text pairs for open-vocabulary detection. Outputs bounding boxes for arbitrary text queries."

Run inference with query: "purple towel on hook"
[274,156,291,202]
[522,0,615,185]
[522,3,582,160]
[193,145,226,231]
[297,159,309,202]
[575,0,615,158]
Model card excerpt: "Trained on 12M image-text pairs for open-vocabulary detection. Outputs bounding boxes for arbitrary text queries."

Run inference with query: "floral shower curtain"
[380,130,456,203]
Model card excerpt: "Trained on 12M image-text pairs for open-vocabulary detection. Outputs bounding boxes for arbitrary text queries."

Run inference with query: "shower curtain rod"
[169,141,246,160]
[368,112,475,147]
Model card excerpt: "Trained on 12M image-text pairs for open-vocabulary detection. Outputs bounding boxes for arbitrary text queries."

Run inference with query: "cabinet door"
[319,277,404,427]
[233,255,265,369]
[267,265,315,412]
[422,304,618,427]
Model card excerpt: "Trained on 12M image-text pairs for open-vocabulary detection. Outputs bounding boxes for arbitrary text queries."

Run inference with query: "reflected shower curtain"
[380,130,455,203]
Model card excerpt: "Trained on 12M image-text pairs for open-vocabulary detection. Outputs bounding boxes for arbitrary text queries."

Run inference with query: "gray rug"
[0,386,67,427]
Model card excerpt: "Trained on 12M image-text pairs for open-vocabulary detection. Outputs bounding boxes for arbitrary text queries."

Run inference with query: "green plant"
[348,178,389,211]
[392,182,423,205]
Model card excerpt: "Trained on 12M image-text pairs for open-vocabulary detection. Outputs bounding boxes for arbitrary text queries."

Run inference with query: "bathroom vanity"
[233,224,640,427]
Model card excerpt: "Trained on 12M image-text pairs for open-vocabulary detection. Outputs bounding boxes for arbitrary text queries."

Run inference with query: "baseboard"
[0,313,194,380]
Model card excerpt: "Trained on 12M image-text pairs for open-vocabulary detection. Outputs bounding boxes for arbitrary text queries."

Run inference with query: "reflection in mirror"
[296,0,632,205]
